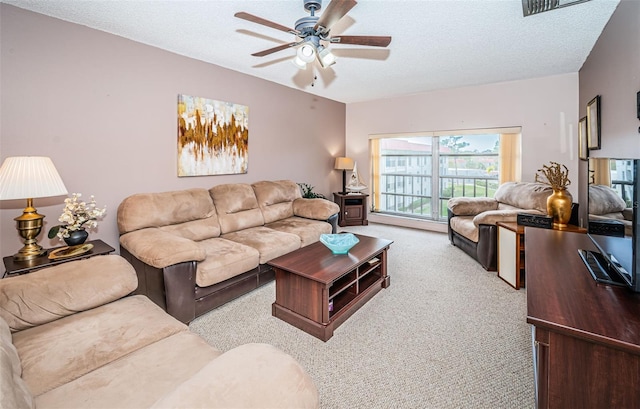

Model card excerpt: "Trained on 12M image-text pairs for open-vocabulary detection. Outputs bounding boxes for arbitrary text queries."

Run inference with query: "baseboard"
[368,213,447,233]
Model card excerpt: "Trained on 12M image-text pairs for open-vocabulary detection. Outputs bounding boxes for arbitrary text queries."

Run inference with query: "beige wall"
[579,0,638,159]
[346,73,580,224]
[577,0,638,222]
[0,5,346,256]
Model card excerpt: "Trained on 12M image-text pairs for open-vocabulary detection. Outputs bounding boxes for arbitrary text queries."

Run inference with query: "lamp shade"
[0,156,68,200]
[318,46,337,68]
[334,157,354,170]
[297,44,316,63]
[292,55,307,70]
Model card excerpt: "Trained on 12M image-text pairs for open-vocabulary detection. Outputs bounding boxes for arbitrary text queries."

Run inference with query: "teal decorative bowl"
[320,233,359,255]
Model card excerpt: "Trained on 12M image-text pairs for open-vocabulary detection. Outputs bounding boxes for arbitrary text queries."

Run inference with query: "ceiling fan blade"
[314,0,357,33]
[251,42,298,57]
[235,12,299,35]
[330,35,392,47]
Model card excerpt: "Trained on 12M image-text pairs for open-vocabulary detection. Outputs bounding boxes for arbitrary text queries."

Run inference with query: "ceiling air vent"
[522,0,592,17]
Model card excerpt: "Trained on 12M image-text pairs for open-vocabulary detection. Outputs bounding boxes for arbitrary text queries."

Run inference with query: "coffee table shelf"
[269,234,392,341]
[329,259,382,316]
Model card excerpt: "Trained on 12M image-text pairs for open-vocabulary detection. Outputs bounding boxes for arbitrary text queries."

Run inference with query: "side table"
[333,192,369,227]
[3,239,115,278]
[496,222,586,289]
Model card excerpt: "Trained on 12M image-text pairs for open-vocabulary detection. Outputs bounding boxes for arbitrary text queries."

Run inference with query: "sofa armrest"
[477,224,498,271]
[119,228,206,269]
[151,343,319,409]
[0,255,137,332]
[447,197,498,216]
[293,198,340,220]
[472,209,534,226]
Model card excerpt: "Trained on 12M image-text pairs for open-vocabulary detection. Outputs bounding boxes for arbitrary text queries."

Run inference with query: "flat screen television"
[579,158,640,292]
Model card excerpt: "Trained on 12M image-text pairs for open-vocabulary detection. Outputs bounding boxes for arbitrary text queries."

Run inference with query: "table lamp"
[0,157,68,260]
[334,157,354,194]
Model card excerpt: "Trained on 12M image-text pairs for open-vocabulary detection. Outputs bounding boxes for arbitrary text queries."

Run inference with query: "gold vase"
[547,188,572,228]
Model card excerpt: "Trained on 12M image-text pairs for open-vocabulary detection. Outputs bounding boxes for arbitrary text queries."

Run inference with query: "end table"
[333,192,369,227]
[3,239,115,278]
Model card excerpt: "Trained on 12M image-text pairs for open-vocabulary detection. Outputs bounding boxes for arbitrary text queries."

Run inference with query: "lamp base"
[13,244,46,261]
[12,199,47,261]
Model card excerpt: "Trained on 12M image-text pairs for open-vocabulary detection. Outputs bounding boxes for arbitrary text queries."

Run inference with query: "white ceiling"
[2,0,620,103]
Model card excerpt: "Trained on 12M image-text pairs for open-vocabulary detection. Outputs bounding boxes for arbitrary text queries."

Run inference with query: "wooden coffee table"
[268,234,393,341]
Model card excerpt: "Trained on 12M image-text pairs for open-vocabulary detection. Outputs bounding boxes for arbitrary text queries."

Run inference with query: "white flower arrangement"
[48,193,107,240]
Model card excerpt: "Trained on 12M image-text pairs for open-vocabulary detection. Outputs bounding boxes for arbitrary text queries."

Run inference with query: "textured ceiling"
[2,0,620,103]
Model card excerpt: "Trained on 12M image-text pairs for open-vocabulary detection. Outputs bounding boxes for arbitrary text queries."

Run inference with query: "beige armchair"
[588,184,632,237]
[447,182,577,270]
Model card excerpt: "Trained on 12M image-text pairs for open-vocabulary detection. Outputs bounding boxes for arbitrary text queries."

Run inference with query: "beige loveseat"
[447,182,577,270]
[0,255,318,409]
[117,180,340,323]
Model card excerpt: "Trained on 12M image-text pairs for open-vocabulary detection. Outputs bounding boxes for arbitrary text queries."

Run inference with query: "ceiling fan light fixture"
[317,46,336,68]
[292,55,307,70]
[297,43,316,63]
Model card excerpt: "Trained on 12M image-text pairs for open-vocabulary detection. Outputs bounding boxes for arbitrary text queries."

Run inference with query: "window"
[370,128,521,222]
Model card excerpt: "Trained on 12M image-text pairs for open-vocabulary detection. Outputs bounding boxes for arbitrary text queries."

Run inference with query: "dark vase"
[64,229,89,246]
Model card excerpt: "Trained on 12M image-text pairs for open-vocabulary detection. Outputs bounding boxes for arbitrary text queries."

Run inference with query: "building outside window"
[370,128,521,222]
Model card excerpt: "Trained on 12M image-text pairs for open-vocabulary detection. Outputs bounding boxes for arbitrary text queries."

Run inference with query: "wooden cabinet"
[526,228,640,408]
[498,223,586,290]
[497,222,525,289]
[333,192,368,227]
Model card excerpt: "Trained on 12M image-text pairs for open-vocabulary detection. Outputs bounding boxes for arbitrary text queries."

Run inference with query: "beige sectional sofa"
[117,180,340,323]
[0,255,318,409]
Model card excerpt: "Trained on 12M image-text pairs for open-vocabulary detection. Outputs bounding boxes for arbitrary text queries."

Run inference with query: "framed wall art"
[177,94,249,176]
[586,95,601,150]
[578,116,588,160]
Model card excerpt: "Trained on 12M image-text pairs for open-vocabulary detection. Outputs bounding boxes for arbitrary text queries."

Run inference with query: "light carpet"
[190,223,534,408]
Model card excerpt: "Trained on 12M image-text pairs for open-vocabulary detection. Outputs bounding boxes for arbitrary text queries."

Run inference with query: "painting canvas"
[178,94,248,176]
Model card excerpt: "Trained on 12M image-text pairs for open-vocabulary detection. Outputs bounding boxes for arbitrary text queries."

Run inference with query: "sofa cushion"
[0,317,34,409]
[447,197,498,216]
[196,238,260,287]
[210,183,265,234]
[0,255,138,332]
[149,343,319,409]
[159,217,222,242]
[266,217,333,247]
[118,189,218,235]
[252,180,300,224]
[12,295,187,397]
[222,226,301,264]
[494,182,552,213]
[35,331,221,409]
[449,216,478,242]
[589,184,627,215]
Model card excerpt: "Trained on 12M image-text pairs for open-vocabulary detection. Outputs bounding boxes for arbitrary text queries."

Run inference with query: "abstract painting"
[178,94,248,176]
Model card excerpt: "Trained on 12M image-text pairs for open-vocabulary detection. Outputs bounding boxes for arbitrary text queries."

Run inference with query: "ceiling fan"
[235,0,392,69]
